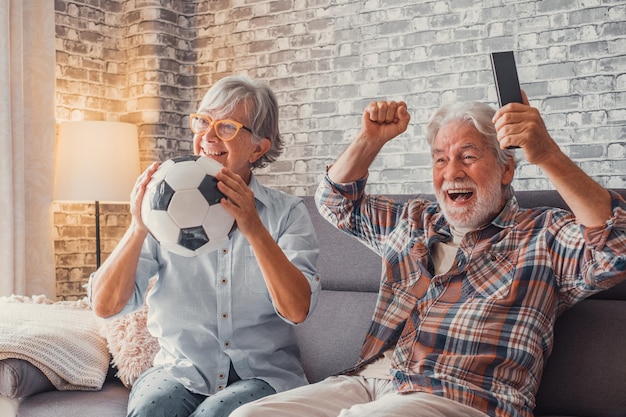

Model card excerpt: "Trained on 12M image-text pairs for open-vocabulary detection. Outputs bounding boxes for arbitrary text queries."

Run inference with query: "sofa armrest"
[534,299,626,417]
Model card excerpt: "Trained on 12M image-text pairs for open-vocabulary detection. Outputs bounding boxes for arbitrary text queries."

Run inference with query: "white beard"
[436,174,505,229]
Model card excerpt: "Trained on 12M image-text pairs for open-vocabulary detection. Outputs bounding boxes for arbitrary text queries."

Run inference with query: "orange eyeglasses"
[190,113,253,141]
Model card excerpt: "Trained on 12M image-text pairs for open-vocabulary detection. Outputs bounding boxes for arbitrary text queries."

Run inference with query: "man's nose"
[443,159,466,181]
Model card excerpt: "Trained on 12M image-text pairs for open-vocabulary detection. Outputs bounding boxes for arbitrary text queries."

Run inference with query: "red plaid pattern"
[316,176,626,417]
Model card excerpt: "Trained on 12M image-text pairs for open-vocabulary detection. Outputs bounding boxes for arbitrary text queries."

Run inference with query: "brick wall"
[53,202,132,298]
[53,0,626,299]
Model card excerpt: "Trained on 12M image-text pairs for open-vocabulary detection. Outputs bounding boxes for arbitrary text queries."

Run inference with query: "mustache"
[440,179,476,191]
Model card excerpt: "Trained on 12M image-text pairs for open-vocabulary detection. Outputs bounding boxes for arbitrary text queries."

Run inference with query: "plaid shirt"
[315,175,626,417]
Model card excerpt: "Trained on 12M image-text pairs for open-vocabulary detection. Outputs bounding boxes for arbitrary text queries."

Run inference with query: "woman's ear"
[249,138,271,164]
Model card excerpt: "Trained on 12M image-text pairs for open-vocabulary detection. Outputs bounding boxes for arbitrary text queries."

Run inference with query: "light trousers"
[229,375,490,417]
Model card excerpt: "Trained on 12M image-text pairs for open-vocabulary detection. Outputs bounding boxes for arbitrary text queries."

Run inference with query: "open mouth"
[447,189,474,202]
[203,150,227,157]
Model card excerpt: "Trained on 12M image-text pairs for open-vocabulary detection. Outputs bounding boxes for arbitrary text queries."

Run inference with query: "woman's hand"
[215,167,263,238]
[129,162,159,232]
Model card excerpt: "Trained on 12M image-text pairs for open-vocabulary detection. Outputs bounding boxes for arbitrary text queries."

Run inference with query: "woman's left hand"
[215,168,263,237]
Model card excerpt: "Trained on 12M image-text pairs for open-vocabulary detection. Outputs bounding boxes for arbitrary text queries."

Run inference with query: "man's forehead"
[432,141,483,155]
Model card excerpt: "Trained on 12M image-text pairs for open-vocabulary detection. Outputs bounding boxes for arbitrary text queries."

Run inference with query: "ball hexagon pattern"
[141,155,234,257]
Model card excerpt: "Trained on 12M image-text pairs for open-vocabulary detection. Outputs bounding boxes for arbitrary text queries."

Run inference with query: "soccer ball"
[141,155,234,257]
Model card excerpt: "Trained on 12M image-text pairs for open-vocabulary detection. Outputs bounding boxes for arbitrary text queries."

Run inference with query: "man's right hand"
[328,101,411,184]
[359,100,411,145]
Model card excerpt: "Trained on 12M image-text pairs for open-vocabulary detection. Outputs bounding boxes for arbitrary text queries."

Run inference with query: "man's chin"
[441,206,487,229]
[436,179,505,229]
[446,217,478,229]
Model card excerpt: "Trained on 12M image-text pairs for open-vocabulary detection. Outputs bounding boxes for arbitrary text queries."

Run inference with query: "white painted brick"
[549,79,571,96]
[608,143,626,159]
[607,177,626,188]
[608,109,626,122]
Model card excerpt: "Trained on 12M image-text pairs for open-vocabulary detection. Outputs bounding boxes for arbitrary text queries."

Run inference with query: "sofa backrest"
[296,189,626,417]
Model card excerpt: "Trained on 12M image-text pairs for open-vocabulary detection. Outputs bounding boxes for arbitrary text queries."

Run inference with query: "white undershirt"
[357,348,396,379]
[432,225,472,275]
[356,225,473,379]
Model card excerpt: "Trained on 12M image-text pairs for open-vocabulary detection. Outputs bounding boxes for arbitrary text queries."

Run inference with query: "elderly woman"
[88,75,320,417]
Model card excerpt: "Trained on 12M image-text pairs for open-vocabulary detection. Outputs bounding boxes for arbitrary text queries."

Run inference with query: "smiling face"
[192,100,270,184]
[432,120,514,229]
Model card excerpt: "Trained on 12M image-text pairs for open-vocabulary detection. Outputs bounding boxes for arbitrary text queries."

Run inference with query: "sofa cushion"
[302,194,419,293]
[295,290,378,383]
[17,379,129,417]
[303,198,381,292]
[0,358,54,399]
[534,299,626,417]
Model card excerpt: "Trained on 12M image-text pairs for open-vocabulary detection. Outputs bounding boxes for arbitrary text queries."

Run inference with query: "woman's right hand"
[91,162,160,318]
[129,162,160,231]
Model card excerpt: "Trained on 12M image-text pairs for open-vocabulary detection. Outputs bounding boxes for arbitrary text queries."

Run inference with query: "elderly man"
[230,92,626,417]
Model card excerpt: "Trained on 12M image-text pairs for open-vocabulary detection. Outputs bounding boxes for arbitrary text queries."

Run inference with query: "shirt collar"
[247,173,271,208]
[489,196,520,229]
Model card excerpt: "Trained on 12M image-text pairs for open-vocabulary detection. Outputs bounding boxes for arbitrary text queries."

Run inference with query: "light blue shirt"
[96,175,321,395]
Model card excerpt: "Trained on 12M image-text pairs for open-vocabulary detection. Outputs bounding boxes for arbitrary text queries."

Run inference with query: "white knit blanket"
[0,295,110,391]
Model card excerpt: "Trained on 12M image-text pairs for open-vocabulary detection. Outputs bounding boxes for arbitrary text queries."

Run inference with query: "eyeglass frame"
[189,113,254,141]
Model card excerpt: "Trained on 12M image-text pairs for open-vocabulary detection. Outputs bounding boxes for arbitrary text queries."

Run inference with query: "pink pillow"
[99,303,159,388]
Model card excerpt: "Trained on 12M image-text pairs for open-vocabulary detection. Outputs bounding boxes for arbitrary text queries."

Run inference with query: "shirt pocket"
[387,240,430,300]
[244,246,269,294]
[462,250,518,300]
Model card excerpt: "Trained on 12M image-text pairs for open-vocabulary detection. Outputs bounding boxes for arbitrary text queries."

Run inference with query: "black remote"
[491,51,523,149]
[490,51,523,107]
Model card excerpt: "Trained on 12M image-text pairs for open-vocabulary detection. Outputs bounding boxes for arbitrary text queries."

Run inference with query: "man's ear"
[249,138,272,164]
[501,157,515,186]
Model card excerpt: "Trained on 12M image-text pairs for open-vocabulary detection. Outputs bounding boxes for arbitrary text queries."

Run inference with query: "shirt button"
[218,373,225,379]
[217,385,224,390]
[221,248,228,255]
[224,341,230,347]
[221,278,227,284]
[222,313,228,319]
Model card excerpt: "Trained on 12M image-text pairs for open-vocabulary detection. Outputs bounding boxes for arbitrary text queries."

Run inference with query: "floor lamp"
[54,121,140,268]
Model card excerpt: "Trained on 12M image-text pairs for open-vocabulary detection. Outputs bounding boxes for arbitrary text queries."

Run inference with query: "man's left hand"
[492,90,562,166]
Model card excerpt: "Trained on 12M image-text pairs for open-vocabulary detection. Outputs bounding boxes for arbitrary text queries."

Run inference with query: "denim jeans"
[127,364,275,417]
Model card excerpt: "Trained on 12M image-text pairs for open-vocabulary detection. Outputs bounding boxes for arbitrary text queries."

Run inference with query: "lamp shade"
[54,121,140,202]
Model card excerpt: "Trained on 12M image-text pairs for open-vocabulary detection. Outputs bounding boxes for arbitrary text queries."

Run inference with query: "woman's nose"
[201,124,219,141]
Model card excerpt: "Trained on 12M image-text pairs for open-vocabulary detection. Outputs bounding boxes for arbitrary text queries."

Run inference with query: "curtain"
[0,0,56,297]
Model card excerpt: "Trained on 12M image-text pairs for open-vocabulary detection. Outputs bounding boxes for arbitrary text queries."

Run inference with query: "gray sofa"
[14,190,626,417]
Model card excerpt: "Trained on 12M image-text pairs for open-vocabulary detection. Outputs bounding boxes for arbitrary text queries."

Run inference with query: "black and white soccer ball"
[141,155,234,257]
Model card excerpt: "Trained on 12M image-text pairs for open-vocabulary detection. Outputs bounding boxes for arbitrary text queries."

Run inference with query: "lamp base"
[95,201,101,269]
